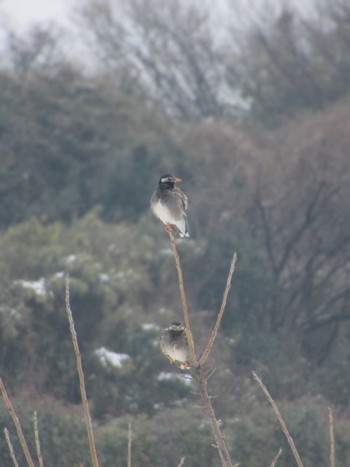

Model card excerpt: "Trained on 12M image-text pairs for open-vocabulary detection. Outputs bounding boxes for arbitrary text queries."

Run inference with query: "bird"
[160,321,191,370]
[150,174,189,237]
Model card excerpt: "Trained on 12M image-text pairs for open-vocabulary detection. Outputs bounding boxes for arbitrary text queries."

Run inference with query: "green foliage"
[230,398,333,466]
[97,409,215,467]
[0,396,90,467]
[0,67,185,226]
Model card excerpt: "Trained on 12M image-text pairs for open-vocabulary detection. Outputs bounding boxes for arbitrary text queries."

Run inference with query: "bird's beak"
[175,178,182,183]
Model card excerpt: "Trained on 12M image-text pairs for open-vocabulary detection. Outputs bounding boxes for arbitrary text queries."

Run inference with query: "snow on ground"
[65,254,77,264]
[15,278,47,296]
[99,273,110,283]
[142,323,161,332]
[94,347,131,368]
[157,372,192,385]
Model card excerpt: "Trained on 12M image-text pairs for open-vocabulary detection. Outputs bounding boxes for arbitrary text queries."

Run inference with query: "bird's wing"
[182,192,188,212]
[174,188,188,212]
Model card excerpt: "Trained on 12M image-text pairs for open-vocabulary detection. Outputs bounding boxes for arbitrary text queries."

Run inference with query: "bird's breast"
[152,200,175,224]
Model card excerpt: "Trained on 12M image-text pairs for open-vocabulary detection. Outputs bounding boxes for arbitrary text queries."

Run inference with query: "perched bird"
[160,321,191,369]
[150,174,189,237]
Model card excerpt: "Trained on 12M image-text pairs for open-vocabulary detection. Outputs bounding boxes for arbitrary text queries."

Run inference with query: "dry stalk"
[167,230,236,466]
[127,420,132,467]
[270,447,282,467]
[252,371,303,467]
[167,230,197,365]
[177,456,185,467]
[4,428,19,467]
[65,278,100,467]
[199,253,237,366]
[33,411,44,467]
[0,378,35,467]
[192,367,234,467]
[328,407,335,467]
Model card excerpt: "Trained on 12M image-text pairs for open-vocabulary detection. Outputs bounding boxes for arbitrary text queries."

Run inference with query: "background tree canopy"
[0,0,349,465]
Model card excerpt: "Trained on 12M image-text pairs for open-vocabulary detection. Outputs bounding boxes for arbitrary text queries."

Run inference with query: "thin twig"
[4,428,19,467]
[167,229,197,365]
[0,378,35,467]
[33,411,44,467]
[127,420,132,467]
[252,371,303,467]
[270,448,282,467]
[177,456,185,467]
[199,253,237,366]
[328,407,335,467]
[65,278,100,467]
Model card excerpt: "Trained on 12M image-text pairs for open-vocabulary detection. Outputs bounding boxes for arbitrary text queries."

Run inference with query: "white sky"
[1,0,76,30]
[0,0,314,32]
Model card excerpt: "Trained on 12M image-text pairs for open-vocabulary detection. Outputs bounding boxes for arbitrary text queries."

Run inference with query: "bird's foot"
[165,223,172,234]
[179,361,190,370]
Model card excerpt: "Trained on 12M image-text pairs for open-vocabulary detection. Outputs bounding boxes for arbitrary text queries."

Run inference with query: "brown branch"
[270,447,282,467]
[199,253,237,366]
[252,372,303,467]
[65,278,100,467]
[33,411,44,467]
[4,428,19,467]
[193,367,235,467]
[167,229,197,365]
[0,379,35,467]
[328,407,335,467]
[127,420,132,467]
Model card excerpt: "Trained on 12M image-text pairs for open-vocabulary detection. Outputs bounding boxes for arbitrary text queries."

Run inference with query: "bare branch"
[33,411,44,467]
[4,428,19,467]
[192,367,235,467]
[328,407,335,467]
[128,420,132,467]
[0,379,35,467]
[65,278,100,467]
[270,447,282,467]
[167,229,197,366]
[252,371,303,467]
[177,456,185,467]
[199,253,237,366]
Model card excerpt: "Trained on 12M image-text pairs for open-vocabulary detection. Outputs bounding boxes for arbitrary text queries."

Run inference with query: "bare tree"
[78,0,239,120]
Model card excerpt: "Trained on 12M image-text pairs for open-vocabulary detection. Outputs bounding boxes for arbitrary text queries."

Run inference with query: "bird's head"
[166,321,185,332]
[159,174,182,189]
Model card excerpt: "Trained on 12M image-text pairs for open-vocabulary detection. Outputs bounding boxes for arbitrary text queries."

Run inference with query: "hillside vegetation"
[0,0,349,465]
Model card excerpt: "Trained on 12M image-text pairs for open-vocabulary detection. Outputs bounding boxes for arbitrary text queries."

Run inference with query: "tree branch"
[328,407,335,467]
[127,420,132,467]
[167,229,197,366]
[270,447,282,467]
[252,371,303,467]
[192,367,235,467]
[199,252,237,366]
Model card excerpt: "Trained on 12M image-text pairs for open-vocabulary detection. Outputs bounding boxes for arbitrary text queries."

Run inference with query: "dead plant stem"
[65,279,100,467]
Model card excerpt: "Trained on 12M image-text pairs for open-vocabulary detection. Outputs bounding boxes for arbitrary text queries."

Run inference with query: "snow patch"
[15,278,47,296]
[66,255,77,264]
[99,273,110,283]
[142,323,161,332]
[95,347,131,368]
[157,372,192,385]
